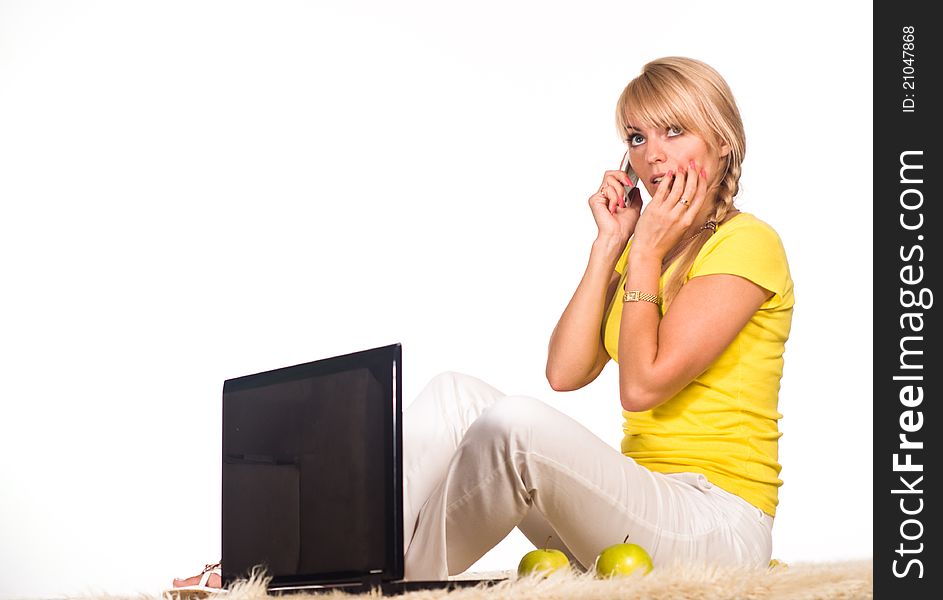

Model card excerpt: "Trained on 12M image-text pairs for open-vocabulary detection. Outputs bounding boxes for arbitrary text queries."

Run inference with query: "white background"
[0,1,872,597]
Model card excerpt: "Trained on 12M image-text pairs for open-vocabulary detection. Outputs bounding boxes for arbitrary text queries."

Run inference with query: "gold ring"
[679,197,689,206]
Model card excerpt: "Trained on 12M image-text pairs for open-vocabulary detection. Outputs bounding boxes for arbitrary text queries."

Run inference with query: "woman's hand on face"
[588,169,643,242]
[630,161,709,260]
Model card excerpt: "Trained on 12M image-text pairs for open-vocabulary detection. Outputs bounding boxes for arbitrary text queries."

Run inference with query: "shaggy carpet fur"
[148,560,871,600]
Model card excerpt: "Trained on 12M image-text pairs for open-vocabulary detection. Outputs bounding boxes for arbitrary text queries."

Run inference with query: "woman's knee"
[426,370,490,395]
[428,370,471,389]
[465,395,545,444]
[424,371,505,408]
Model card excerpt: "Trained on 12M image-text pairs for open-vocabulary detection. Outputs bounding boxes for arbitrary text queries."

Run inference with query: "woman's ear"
[718,140,732,158]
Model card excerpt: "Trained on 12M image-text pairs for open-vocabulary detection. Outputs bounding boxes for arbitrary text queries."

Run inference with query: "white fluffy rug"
[150,560,872,600]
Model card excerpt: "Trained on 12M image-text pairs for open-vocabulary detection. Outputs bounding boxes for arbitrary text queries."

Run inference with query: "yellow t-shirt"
[602,212,794,517]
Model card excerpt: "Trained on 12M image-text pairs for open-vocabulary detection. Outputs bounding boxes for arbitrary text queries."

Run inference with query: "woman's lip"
[650,173,666,184]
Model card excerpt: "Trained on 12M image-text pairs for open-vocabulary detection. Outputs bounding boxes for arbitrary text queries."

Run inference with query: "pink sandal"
[166,562,222,599]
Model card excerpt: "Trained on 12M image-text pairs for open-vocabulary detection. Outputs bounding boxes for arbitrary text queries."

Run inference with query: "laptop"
[221,343,508,595]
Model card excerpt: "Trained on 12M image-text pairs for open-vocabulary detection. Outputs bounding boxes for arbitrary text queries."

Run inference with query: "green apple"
[594,535,653,578]
[517,537,570,577]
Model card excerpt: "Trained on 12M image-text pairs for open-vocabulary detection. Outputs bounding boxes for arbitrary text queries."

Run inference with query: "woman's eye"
[667,125,683,137]
[628,133,645,146]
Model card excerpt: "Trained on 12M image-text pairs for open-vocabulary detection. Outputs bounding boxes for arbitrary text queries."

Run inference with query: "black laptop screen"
[221,344,403,586]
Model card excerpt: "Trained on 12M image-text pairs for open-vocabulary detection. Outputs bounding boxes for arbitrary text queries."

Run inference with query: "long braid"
[714,154,740,223]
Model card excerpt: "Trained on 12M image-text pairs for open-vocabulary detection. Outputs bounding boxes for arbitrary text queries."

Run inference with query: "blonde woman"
[399,56,793,580]
[172,56,793,589]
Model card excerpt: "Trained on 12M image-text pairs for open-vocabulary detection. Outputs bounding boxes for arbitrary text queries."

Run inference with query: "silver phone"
[620,151,640,203]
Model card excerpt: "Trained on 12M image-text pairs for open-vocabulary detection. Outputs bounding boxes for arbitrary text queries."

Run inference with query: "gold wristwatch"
[623,290,662,306]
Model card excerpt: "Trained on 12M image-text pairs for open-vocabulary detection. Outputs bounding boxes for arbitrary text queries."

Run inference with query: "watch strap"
[623,290,662,305]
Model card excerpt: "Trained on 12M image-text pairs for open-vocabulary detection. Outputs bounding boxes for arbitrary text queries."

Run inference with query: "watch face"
[624,290,660,305]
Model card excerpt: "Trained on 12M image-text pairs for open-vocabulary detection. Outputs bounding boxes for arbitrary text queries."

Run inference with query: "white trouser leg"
[403,372,579,565]
[403,391,773,580]
[402,372,506,554]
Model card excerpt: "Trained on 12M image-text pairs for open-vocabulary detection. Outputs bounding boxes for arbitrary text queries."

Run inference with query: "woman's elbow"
[545,366,563,391]
[549,379,574,392]
[619,384,661,412]
[546,369,578,392]
[546,363,595,391]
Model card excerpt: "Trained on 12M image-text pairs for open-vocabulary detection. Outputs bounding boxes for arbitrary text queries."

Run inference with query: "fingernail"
[701,168,708,178]
[689,160,696,170]
[667,170,674,177]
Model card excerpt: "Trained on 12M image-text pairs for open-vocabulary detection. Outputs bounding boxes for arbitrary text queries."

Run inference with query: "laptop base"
[270,577,507,596]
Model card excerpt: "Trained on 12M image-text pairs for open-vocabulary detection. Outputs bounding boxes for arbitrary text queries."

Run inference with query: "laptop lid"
[221,343,403,587]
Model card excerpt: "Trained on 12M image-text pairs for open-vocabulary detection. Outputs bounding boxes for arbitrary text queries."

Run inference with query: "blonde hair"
[615,57,745,311]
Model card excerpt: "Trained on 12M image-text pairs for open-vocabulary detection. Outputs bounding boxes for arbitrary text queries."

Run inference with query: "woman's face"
[624,118,730,200]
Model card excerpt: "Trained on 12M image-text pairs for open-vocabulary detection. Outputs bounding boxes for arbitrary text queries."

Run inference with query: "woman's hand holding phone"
[589,169,642,242]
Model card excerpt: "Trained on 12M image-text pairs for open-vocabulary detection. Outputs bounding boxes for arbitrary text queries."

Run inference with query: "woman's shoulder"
[694,211,791,271]
[692,211,794,303]
[718,211,778,233]
[709,211,786,249]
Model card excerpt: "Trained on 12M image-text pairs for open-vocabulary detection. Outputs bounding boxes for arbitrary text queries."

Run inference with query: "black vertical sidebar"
[874,2,940,598]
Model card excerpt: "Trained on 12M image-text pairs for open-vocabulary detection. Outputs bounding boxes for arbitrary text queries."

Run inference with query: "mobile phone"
[621,156,640,188]
[620,154,640,204]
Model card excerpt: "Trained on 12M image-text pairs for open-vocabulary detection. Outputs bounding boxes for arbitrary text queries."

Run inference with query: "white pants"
[402,372,773,580]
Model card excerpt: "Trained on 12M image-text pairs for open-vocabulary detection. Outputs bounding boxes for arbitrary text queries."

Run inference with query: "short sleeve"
[690,219,792,302]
